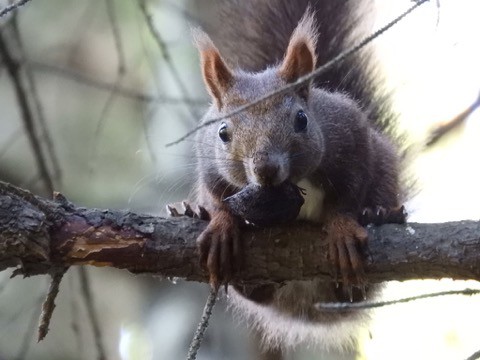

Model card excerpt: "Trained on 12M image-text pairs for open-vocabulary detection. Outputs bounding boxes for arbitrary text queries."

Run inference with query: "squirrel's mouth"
[245,151,290,187]
[223,181,304,226]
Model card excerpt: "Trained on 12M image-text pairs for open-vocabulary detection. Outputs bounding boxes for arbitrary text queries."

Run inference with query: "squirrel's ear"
[193,28,234,109]
[279,10,317,99]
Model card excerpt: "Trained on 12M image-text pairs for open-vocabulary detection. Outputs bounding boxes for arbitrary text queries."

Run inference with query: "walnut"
[223,182,304,226]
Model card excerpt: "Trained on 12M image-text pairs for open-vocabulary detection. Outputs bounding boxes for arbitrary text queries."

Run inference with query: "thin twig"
[162,0,209,29]
[16,294,44,360]
[89,75,124,175]
[435,0,441,28]
[466,349,480,360]
[186,287,218,360]
[138,0,199,121]
[0,0,32,18]
[105,0,126,75]
[0,26,54,194]
[0,127,22,160]
[69,271,83,360]
[79,267,107,360]
[315,288,480,311]
[426,90,480,146]
[165,0,429,147]
[37,267,67,341]
[0,273,10,296]
[11,17,63,186]
[30,60,207,106]
[140,106,159,165]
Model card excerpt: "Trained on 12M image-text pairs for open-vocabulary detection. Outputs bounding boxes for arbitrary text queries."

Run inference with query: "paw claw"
[197,205,211,221]
[182,201,195,218]
[347,285,353,303]
[333,269,339,286]
[359,204,407,225]
[166,204,180,217]
[209,276,220,291]
[360,285,367,301]
[167,201,212,220]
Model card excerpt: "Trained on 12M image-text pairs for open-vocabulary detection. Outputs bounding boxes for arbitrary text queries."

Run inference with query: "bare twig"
[466,349,480,360]
[435,0,441,27]
[69,271,83,359]
[30,60,208,106]
[426,90,480,146]
[315,288,480,311]
[0,127,22,160]
[37,267,67,341]
[165,0,429,147]
[0,274,9,296]
[105,0,126,75]
[140,106,159,165]
[16,295,44,360]
[0,26,54,194]
[186,287,218,360]
[79,267,106,360]
[163,0,209,29]
[89,74,125,175]
[138,0,199,121]
[0,0,32,18]
[11,17,63,185]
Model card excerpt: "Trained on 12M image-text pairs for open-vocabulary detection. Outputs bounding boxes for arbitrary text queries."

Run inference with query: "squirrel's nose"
[252,151,287,186]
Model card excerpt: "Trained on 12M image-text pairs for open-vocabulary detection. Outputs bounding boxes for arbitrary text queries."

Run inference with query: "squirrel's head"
[194,10,324,188]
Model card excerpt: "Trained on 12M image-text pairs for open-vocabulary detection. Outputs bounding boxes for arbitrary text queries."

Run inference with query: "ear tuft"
[193,28,233,109]
[279,9,318,94]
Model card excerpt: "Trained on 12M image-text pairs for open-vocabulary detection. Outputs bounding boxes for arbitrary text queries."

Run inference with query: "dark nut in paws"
[223,181,304,226]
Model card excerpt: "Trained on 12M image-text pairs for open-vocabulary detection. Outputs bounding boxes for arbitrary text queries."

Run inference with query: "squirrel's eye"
[294,110,308,133]
[218,123,230,142]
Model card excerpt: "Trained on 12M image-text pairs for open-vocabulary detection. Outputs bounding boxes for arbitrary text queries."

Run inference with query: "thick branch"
[1,182,480,284]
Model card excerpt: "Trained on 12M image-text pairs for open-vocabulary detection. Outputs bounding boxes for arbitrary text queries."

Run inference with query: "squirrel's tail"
[209,0,397,138]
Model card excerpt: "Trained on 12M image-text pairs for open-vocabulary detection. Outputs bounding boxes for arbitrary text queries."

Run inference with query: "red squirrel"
[171,0,406,352]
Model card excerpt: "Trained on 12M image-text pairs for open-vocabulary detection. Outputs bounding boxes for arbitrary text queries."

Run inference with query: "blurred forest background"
[0,0,479,359]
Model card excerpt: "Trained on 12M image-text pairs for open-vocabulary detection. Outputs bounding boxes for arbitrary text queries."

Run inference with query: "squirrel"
[170,0,407,353]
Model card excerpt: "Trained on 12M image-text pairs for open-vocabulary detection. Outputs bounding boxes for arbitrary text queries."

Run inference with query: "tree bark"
[1,181,480,284]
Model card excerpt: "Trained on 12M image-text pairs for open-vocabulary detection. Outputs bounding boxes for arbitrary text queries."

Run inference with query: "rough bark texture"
[1,182,480,284]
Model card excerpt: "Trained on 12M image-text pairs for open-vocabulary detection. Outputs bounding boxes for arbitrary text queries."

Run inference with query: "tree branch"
[0,0,32,18]
[0,26,55,194]
[1,181,480,284]
[29,61,208,107]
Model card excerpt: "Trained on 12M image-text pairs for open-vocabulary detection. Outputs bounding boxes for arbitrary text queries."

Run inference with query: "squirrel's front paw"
[326,213,368,300]
[166,201,210,220]
[197,212,241,289]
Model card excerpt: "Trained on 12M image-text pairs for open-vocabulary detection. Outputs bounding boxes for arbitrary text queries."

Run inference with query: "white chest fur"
[296,178,325,222]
